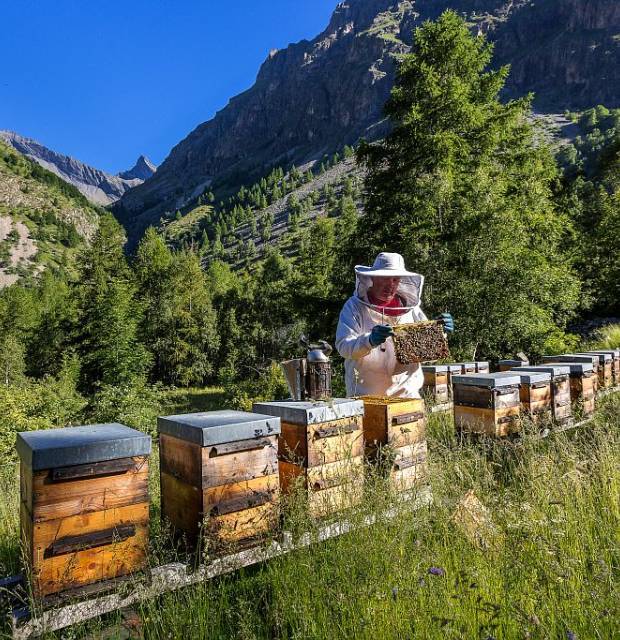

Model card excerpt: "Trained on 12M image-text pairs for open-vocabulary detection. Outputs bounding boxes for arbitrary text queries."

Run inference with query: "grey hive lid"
[498,359,529,366]
[542,354,597,366]
[158,410,280,446]
[461,362,476,369]
[495,370,551,384]
[16,423,151,471]
[580,351,614,362]
[252,399,364,425]
[451,373,520,388]
[422,365,448,373]
[448,364,464,373]
[518,365,571,377]
[475,362,490,370]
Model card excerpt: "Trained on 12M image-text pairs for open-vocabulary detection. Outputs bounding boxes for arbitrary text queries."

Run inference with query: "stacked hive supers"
[158,411,281,547]
[360,396,428,492]
[17,424,151,598]
[452,373,522,436]
[422,365,449,404]
[253,400,364,517]
[577,352,613,389]
[518,366,573,425]
[541,358,596,415]
[496,370,552,423]
[583,351,618,388]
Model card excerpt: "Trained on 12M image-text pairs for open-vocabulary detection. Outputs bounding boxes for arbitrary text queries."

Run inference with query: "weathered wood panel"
[454,405,521,437]
[31,503,149,597]
[279,417,363,467]
[200,444,278,489]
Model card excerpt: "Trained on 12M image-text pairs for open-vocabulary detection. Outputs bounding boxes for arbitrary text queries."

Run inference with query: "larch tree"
[358,11,581,359]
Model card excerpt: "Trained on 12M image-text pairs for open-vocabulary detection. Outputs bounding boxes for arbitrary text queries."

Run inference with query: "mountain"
[0,131,156,205]
[0,139,100,287]
[115,0,620,241]
[118,155,157,181]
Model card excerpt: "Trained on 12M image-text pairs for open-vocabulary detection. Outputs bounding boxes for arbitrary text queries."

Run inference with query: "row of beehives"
[423,349,620,437]
[16,396,428,599]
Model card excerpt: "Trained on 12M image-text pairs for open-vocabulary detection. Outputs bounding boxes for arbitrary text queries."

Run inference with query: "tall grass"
[138,396,620,639]
[585,323,620,351]
[1,396,618,639]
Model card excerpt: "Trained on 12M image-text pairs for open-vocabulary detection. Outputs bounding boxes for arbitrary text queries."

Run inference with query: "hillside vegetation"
[0,140,100,286]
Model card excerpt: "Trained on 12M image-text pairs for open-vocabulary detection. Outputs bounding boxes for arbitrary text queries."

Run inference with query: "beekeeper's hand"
[369,324,394,347]
[435,312,454,333]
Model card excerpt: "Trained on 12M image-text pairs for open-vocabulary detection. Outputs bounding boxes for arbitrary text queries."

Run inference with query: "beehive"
[498,359,529,372]
[545,361,596,416]
[447,364,464,397]
[584,350,619,387]
[542,355,599,395]
[158,411,281,547]
[518,366,572,424]
[360,396,428,492]
[461,362,476,374]
[253,400,364,517]
[576,352,613,389]
[452,373,521,437]
[496,370,552,422]
[475,362,490,374]
[422,365,449,404]
[17,424,151,598]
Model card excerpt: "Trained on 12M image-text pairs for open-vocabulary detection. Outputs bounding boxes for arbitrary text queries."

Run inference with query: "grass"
[585,324,620,351]
[1,394,619,639]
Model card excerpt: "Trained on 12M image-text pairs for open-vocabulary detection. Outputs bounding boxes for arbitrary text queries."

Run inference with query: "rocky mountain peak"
[115,0,620,243]
[118,155,157,181]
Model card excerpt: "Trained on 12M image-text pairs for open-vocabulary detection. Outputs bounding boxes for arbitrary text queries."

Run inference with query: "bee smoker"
[281,336,333,401]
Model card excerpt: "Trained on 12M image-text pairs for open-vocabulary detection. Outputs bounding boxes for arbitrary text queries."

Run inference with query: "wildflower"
[428,567,446,576]
[391,586,398,601]
[418,578,426,587]
[567,632,577,640]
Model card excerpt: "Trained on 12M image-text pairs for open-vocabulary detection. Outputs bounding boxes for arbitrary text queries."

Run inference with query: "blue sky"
[0,1,337,174]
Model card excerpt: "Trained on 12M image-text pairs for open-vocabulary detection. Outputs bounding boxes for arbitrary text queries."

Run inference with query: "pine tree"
[357,11,580,358]
[75,215,150,391]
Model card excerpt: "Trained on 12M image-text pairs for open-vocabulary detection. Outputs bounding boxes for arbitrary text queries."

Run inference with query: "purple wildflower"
[391,586,398,601]
[428,567,446,577]
[567,632,577,640]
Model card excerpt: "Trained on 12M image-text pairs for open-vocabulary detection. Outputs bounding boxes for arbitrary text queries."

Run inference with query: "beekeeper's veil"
[354,252,424,310]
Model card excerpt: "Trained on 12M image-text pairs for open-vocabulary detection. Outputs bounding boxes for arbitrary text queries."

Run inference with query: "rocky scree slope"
[115,0,620,244]
[0,130,156,206]
[0,140,100,286]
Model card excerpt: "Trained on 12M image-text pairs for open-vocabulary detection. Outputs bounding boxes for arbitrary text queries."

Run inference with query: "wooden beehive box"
[475,362,490,374]
[495,370,552,422]
[542,355,599,395]
[447,364,464,397]
[518,366,572,424]
[590,349,620,386]
[360,396,428,492]
[452,373,521,437]
[17,424,151,598]
[577,352,613,389]
[422,365,449,404]
[584,351,619,387]
[253,400,364,517]
[461,362,476,374]
[498,359,529,372]
[158,411,281,547]
[545,361,596,416]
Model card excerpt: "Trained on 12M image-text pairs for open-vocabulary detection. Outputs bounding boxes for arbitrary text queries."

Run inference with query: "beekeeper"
[335,252,454,398]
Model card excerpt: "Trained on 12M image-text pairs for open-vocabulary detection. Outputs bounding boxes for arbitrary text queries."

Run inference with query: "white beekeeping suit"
[335,253,427,398]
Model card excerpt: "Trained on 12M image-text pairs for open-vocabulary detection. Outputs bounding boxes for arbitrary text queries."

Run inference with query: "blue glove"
[370,324,394,347]
[435,312,455,333]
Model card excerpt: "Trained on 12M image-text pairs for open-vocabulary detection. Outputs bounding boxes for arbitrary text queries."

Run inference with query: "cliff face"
[116,0,620,240]
[0,131,156,205]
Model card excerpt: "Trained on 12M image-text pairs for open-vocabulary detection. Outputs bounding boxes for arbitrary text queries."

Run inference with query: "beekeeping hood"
[354,252,424,311]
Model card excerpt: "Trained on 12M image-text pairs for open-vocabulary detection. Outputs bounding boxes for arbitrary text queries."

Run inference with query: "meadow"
[1,391,618,639]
